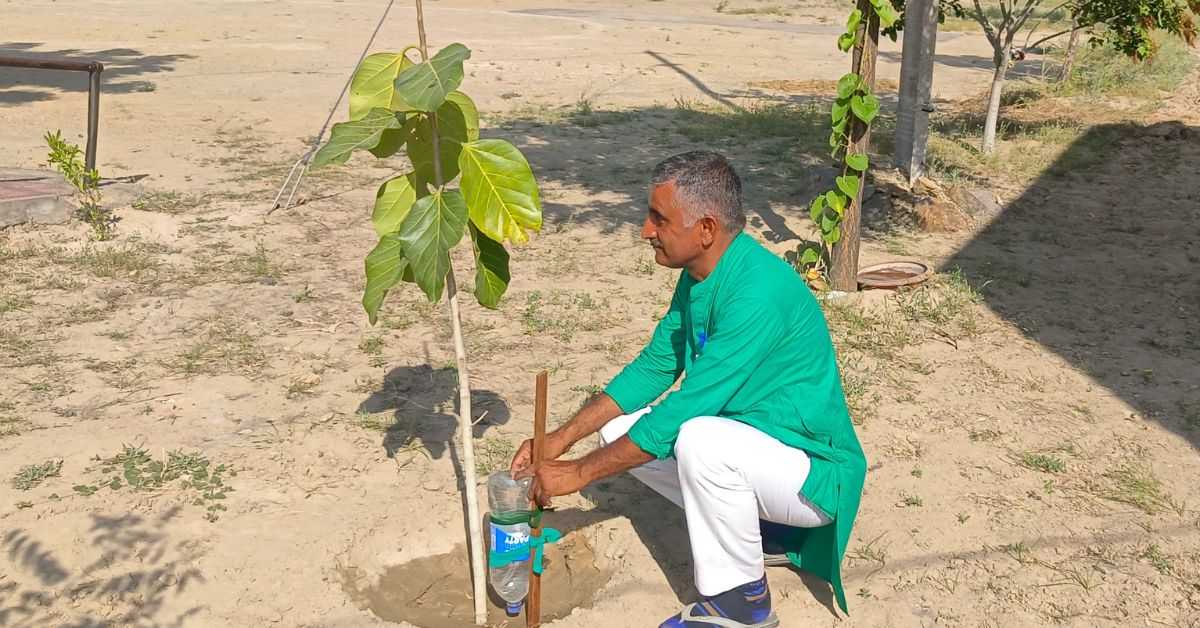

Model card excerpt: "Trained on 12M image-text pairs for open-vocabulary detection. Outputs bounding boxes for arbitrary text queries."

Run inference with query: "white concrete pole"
[893,0,940,183]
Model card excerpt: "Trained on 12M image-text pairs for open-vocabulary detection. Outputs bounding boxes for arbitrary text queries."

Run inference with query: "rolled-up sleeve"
[626,296,784,459]
[604,276,687,414]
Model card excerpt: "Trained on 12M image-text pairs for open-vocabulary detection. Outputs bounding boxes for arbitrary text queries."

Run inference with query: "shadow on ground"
[0,42,194,105]
[0,507,203,627]
[356,364,510,461]
[480,99,899,244]
[945,120,1200,449]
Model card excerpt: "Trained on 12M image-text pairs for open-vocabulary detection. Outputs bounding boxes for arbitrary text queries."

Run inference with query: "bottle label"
[491,524,531,563]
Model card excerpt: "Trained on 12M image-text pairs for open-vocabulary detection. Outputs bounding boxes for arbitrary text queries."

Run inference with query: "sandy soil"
[3,1,1199,627]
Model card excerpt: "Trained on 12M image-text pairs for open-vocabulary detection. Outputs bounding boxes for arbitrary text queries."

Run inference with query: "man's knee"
[674,416,727,464]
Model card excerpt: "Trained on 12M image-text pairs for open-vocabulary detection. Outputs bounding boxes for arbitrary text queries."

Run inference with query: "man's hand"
[509,431,570,476]
[513,459,587,508]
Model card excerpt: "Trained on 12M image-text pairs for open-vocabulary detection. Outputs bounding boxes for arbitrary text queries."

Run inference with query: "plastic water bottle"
[488,470,533,615]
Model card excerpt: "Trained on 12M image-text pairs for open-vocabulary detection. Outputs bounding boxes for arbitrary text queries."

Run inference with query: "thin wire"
[269,0,398,214]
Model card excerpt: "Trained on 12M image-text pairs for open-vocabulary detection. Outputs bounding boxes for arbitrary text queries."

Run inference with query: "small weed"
[1018,452,1066,473]
[45,130,117,240]
[369,357,387,368]
[901,495,923,507]
[852,533,889,577]
[500,91,520,100]
[12,460,63,490]
[522,290,613,341]
[911,467,923,478]
[0,291,32,315]
[439,360,458,372]
[16,500,34,509]
[999,541,1034,565]
[75,445,235,521]
[476,437,515,475]
[167,316,265,376]
[969,428,1002,442]
[293,283,315,303]
[857,588,872,599]
[1140,544,1174,574]
[133,190,211,214]
[571,383,604,397]
[957,513,970,524]
[359,335,385,355]
[284,377,318,399]
[1104,462,1176,515]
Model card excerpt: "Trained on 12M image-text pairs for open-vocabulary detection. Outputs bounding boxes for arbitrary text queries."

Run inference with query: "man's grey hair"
[650,150,745,233]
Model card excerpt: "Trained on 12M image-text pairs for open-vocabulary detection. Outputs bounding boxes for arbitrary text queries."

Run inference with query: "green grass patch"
[12,459,62,490]
[1054,33,1195,98]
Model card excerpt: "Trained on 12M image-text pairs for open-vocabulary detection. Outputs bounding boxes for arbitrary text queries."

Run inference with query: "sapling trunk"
[414,0,488,624]
[981,41,1011,156]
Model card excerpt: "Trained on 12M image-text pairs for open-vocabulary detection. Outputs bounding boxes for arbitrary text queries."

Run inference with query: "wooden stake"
[527,370,548,628]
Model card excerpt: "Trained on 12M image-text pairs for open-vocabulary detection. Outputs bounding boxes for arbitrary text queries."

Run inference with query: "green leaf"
[350,52,417,119]
[458,139,542,244]
[393,43,471,112]
[837,73,860,99]
[312,108,403,168]
[832,97,851,124]
[838,32,857,52]
[823,225,842,244]
[408,91,480,183]
[372,173,420,236]
[836,174,861,197]
[362,234,409,324]
[398,188,469,302]
[850,93,881,124]
[877,3,900,28]
[821,214,837,233]
[846,9,864,32]
[469,223,510,309]
[369,114,416,159]
[800,247,821,266]
[809,195,826,225]
[833,116,849,135]
[825,190,846,213]
[829,130,843,149]
[845,152,869,172]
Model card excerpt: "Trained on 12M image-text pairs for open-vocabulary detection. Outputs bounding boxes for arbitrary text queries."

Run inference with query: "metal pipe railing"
[0,56,104,171]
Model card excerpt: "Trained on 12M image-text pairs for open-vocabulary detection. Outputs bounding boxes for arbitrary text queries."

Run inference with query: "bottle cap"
[506,601,523,615]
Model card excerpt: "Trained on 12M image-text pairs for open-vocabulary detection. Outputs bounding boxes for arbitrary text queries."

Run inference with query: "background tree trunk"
[829,0,880,292]
[1059,23,1081,84]
[981,41,1012,156]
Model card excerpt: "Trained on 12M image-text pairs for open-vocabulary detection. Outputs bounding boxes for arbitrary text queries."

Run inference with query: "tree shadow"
[487,99,902,245]
[0,506,204,627]
[0,42,195,105]
[356,363,511,461]
[945,120,1200,449]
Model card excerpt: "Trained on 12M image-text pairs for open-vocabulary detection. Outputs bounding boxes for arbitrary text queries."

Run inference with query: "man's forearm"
[576,435,654,484]
[550,392,623,454]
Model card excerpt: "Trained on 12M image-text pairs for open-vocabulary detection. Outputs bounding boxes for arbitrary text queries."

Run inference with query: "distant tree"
[944,0,1197,155]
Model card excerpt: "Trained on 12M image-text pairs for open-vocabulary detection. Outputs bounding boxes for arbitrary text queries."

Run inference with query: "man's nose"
[640,218,655,239]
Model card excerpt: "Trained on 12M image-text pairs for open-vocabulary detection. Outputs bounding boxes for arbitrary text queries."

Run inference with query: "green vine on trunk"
[797,0,897,286]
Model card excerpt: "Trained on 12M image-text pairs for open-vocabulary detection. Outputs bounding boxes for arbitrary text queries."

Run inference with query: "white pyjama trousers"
[599,409,832,596]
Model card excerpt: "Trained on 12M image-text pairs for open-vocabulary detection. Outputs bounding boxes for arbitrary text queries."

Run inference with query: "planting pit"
[342,534,612,627]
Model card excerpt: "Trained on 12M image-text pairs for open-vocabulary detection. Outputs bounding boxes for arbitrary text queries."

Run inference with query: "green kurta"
[604,232,867,614]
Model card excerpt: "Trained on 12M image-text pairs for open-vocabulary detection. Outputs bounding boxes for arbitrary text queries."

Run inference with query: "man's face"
[642,181,707,269]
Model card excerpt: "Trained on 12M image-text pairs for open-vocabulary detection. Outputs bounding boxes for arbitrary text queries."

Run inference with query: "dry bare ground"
[2,1,1199,627]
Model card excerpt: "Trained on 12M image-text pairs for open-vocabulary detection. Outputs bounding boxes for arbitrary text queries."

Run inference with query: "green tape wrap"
[488,528,563,574]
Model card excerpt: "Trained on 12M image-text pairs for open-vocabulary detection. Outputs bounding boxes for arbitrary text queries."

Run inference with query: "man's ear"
[700,215,720,246]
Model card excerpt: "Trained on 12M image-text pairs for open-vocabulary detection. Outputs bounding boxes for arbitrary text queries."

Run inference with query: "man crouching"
[511,150,867,627]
